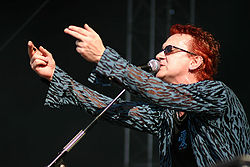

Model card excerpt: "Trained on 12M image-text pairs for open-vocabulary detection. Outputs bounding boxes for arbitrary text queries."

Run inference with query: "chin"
[156,71,172,83]
[156,71,164,80]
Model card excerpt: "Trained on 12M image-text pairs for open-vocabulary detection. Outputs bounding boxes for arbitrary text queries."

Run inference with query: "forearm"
[93,47,227,115]
[44,66,165,134]
[44,66,113,113]
[102,101,166,134]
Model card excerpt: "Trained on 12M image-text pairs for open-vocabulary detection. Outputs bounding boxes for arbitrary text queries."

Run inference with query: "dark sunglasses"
[163,45,197,56]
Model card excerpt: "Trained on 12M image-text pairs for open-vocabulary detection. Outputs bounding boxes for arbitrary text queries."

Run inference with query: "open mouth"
[160,63,166,68]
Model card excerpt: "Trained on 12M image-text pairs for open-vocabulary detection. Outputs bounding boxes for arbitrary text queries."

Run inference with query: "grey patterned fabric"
[44,47,250,167]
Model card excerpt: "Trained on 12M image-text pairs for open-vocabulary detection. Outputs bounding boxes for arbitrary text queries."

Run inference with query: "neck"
[165,74,199,84]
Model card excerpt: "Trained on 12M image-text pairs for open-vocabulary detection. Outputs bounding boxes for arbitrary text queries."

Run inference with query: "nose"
[156,51,166,61]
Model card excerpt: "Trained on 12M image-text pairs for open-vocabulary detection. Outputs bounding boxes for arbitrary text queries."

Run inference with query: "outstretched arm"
[45,66,166,134]
[93,47,228,117]
[64,24,227,117]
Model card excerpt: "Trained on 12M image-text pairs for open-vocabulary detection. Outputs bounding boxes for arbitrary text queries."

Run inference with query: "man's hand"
[28,41,56,81]
[64,24,105,63]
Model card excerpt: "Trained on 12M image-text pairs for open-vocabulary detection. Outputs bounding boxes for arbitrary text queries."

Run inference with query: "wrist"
[48,69,55,82]
[96,46,106,63]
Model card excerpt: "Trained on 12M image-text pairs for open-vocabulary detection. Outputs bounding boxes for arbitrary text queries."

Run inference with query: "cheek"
[167,57,190,73]
[171,56,189,66]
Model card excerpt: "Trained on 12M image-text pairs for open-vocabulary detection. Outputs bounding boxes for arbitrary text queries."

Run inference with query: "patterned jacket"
[44,47,250,167]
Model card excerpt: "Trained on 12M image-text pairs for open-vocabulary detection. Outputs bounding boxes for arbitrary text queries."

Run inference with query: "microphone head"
[148,59,160,73]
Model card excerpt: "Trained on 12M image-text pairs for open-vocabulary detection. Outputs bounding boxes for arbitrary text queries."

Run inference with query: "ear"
[189,56,203,71]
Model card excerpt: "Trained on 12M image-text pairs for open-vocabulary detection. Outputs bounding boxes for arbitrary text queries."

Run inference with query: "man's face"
[156,34,195,84]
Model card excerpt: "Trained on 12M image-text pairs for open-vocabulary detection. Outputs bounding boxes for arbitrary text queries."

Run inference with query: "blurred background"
[0,0,249,166]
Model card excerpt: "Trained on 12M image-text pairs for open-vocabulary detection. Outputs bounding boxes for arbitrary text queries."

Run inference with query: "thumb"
[84,24,95,33]
[39,46,52,57]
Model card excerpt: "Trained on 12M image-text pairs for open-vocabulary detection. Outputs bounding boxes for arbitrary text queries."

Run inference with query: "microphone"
[139,59,160,73]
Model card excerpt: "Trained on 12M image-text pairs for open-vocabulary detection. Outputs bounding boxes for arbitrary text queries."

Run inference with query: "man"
[28,24,250,167]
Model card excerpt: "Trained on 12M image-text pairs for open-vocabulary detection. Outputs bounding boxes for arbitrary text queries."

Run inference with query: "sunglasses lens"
[164,45,172,55]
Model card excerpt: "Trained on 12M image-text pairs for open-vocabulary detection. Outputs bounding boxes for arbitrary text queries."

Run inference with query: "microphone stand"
[46,89,126,167]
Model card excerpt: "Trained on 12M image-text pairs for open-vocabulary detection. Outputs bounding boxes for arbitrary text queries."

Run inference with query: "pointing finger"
[64,28,88,41]
[67,25,89,36]
[28,41,38,58]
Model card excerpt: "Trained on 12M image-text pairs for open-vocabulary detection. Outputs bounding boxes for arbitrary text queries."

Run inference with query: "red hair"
[170,24,220,81]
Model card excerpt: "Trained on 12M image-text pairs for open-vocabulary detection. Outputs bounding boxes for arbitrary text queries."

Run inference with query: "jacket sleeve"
[44,66,166,134]
[91,47,228,118]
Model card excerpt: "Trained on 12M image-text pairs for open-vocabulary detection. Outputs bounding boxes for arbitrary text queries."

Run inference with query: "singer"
[28,24,250,167]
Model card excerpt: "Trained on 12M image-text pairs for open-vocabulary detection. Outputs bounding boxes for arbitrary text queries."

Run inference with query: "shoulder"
[188,80,226,93]
[182,80,228,107]
[194,80,228,98]
[194,80,225,88]
[173,80,226,93]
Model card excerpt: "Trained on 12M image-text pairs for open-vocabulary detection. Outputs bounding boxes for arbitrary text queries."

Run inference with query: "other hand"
[64,24,105,63]
[28,41,56,81]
